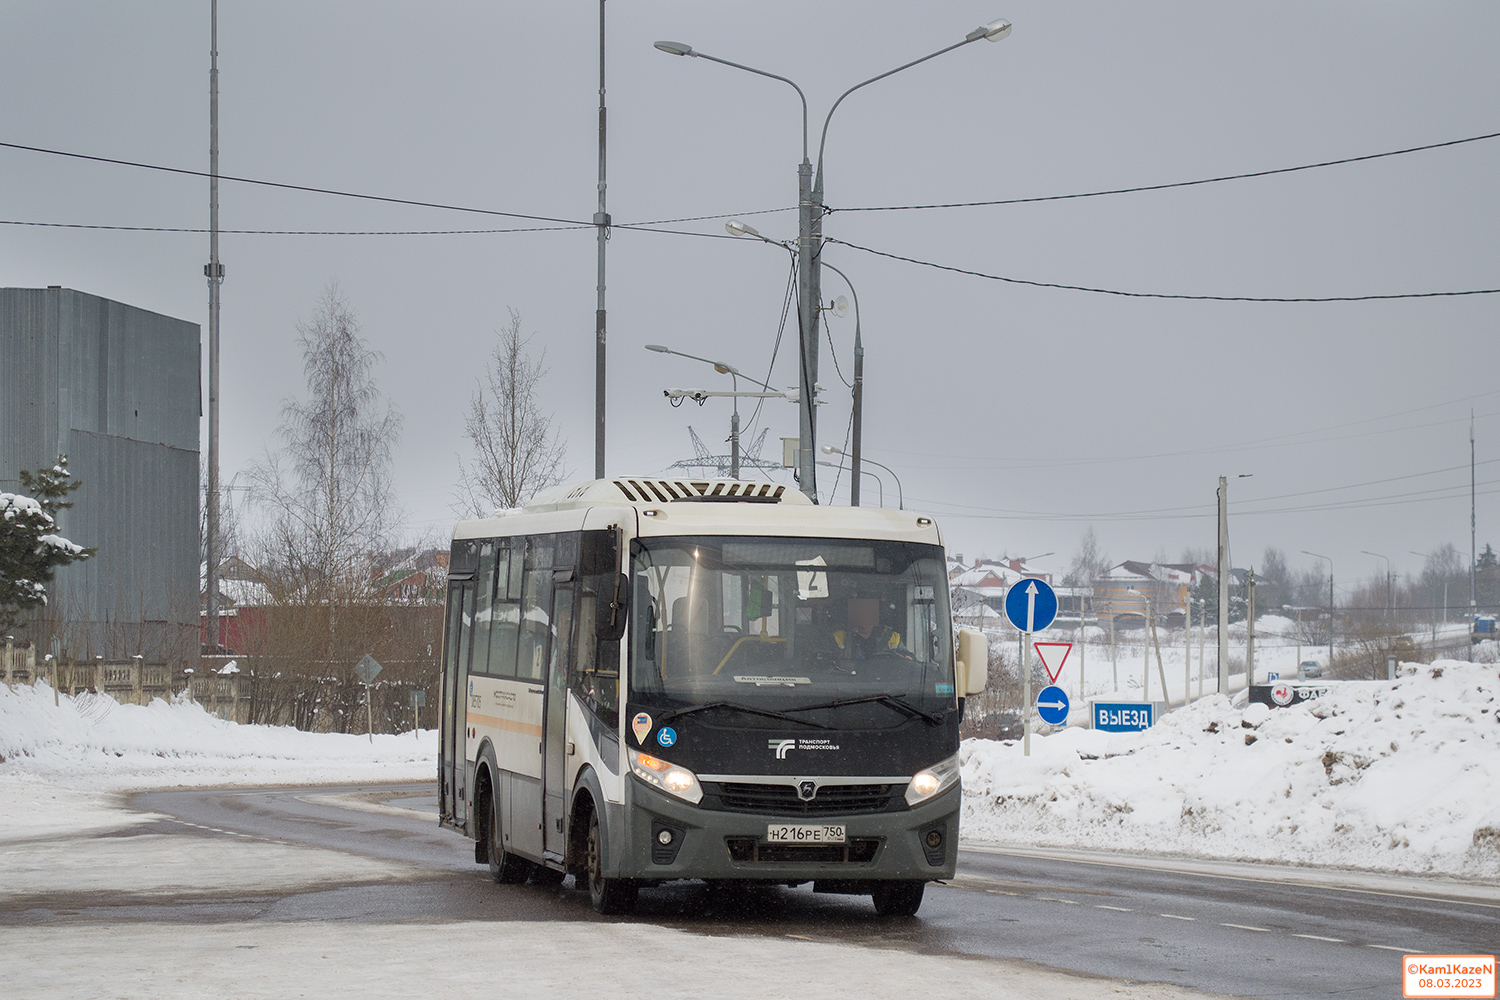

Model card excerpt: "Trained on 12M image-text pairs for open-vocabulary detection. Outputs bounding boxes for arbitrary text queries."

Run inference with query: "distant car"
[1391,636,1415,655]
[1473,616,1497,645]
[1297,659,1324,679]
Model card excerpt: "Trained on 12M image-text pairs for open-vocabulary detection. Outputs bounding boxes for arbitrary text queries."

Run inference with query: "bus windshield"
[629,535,954,722]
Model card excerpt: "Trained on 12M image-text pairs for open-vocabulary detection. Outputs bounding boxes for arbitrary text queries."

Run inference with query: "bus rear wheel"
[586,808,637,914]
[871,880,925,917]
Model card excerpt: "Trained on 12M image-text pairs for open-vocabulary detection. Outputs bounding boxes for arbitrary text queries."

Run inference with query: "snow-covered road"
[3,664,1496,999]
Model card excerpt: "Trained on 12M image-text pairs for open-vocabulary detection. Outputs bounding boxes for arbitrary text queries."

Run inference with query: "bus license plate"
[766,823,845,844]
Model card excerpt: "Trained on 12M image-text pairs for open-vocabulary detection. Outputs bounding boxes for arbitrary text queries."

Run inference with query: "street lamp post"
[646,344,779,479]
[1362,550,1392,626]
[822,445,902,508]
[1303,550,1334,669]
[821,261,864,506]
[658,18,1011,501]
[1127,587,1153,702]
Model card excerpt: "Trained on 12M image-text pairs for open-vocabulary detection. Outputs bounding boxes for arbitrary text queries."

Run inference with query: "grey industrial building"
[1,286,200,668]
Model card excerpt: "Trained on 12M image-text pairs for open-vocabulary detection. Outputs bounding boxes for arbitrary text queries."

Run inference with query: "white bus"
[438,477,987,915]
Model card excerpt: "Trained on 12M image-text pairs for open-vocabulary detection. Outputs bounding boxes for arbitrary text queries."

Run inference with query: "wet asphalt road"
[7,782,1496,1000]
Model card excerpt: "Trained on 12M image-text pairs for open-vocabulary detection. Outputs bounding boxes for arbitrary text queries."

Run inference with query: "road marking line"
[1366,944,1407,952]
[985,889,1020,896]
[1159,914,1196,921]
[1220,923,1271,932]
[1038,897,1080,905]
[1096,905,1134,912]
[1294,934,1346,943]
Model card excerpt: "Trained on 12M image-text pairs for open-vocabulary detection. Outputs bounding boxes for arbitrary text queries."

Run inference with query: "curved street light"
[659,19,1011,500]
[646,344,778,478]
[822,444,902,509]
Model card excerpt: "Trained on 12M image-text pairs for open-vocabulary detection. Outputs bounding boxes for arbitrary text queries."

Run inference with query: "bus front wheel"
[871,880,925,917]
[586,809,637,914]
[485,791,530,884]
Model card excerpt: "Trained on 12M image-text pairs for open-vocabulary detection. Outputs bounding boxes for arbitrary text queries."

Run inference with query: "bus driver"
[832,596,904,660]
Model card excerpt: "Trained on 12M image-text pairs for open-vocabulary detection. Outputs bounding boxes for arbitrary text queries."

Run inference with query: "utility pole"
[204,0,223,652]
[594,0,609,480]
[797,159,820,500]
[1246,568,1257,680]
[1217,477,1230,693]
[1140,593,1151,702]
[1184,592,1191,703]
[1472,413,1477,616]
[1078,594,1087,704]
[1197,598,1205,698]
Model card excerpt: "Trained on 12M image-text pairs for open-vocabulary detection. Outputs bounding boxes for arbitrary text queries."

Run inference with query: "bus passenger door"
[441,579,474,829]
[543,581,575,857]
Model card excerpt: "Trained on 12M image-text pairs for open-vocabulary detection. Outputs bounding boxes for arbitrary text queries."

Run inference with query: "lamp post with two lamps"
[659,18,1012,499]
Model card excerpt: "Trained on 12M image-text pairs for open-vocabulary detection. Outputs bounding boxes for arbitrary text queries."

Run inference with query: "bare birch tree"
[249,283,403,607]
[1064,526,1109,587]
[454,309,566,516]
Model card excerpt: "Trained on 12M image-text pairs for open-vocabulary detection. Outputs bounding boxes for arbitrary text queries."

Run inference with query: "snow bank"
[0,681,436,796]
[961,659,1500,878]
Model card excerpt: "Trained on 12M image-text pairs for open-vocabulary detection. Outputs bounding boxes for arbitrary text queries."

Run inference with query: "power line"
[0,139,588,225]
[0,219,587,236]
[828,237,1500,303]
[874,393,1500,470]
[910,483,1500,523]
[0,138,792,233]
[832,129,1500,213]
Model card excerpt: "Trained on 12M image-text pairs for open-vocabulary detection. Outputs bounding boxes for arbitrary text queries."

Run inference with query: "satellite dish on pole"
[834,295,849,318]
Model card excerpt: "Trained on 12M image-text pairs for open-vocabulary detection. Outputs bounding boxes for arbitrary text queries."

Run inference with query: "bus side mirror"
[956,628,988,695]
[598,573,629,642]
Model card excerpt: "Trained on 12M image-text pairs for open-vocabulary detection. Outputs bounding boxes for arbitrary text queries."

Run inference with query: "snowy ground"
[0,683,1235,1000]
[998,614,1483,719]
[0,921,1225,1000]
[961,658,1500,879]
[0,682,437,897]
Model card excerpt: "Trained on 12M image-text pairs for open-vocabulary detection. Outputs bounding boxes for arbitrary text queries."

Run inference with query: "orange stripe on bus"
[467,712,543,738]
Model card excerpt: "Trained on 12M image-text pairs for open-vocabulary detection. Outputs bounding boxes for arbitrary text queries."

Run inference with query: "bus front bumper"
[622,777,960,883]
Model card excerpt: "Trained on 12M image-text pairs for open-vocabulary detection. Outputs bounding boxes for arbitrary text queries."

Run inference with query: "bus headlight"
[630,749,704,805]
[905,754,960,806]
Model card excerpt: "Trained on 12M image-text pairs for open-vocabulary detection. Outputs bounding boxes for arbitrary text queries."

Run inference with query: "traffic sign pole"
[1002,579,1057,759]
[1023,635,1032,757]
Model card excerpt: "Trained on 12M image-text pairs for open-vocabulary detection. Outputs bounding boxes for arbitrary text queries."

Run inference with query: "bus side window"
[575,530,621,720]
[470,543,495,674]
[488,539,519,677]
[517,535,555,681]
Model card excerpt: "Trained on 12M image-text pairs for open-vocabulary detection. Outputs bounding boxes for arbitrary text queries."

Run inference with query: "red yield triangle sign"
[1034,642,1072,684]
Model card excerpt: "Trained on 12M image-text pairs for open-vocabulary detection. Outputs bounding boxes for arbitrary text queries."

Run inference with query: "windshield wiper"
[654,702,834,730]
[782,693,945,726]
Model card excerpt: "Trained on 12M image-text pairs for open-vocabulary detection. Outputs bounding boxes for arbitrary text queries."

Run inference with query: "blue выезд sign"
[1093,701,1154,732]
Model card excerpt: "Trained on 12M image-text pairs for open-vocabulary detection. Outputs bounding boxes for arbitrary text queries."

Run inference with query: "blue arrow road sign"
[1005,578,1058,633]
[1036,685,1070,725]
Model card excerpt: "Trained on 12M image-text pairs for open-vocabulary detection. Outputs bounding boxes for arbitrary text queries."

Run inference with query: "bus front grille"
[725,837,881,865]
[702,782,904,816]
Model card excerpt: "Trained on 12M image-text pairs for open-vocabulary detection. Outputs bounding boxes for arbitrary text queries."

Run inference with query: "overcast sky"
[3,1,1497,596]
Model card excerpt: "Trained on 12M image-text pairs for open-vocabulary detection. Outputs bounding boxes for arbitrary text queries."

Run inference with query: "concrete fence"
[2,637,243,720]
